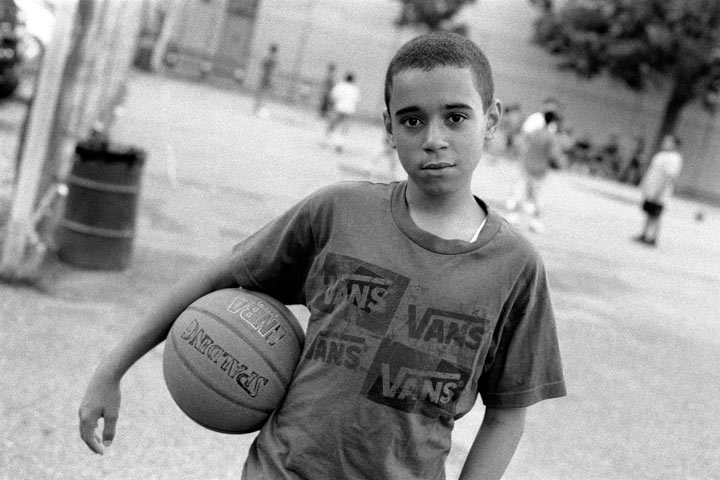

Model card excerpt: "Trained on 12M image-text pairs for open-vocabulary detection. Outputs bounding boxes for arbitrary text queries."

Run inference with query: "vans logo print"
[406,305,488,350]
[363,339,470,417]
[316,254,410,336]
[305,331,365,370]
[323,269,391,314]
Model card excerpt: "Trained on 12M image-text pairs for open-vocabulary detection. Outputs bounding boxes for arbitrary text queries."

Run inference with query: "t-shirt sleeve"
[478,256,566,408]
[229,191,324,306]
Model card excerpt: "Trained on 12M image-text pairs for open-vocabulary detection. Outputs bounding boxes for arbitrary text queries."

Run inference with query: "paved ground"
[1,71,720,480]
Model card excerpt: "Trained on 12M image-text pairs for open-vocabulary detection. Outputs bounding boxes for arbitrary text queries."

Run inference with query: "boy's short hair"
[384,32,494,111]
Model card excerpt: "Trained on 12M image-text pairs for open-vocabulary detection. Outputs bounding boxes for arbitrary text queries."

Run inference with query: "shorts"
[642,200,664,218]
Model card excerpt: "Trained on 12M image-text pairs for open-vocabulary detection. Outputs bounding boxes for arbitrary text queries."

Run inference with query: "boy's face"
[383,66,500,198]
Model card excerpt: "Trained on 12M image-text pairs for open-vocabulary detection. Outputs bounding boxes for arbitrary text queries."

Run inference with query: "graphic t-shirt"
[230,181,566,479]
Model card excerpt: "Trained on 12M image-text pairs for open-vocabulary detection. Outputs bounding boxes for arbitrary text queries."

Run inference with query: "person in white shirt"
[323,72,361,153]
[634,134,683,246]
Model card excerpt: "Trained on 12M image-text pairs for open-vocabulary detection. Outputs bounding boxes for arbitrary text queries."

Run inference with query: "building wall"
[172,0,227,59]
[166,0,259,76]
[245,0,404,112]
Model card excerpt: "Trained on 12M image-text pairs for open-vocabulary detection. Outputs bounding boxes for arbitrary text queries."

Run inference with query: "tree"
[392,0,477,35]
[530,0,720,151]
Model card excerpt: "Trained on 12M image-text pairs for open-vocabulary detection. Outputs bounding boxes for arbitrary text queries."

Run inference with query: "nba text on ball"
[226,296,288,346]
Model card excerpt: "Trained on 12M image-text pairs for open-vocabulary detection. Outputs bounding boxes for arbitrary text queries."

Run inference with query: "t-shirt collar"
[390,181,500,254]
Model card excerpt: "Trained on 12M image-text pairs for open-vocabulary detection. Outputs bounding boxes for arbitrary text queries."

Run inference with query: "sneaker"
[632,234,647,244]
[632,235,657,247]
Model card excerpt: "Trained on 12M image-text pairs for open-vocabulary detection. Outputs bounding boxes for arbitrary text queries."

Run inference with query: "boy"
[633,133,683,247]
[79,32,566,479]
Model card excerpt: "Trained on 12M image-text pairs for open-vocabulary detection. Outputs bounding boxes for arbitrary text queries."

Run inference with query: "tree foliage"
[393,0,477,35]
[530,0,720,143]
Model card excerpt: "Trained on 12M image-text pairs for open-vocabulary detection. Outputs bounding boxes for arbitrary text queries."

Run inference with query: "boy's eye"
[447,113,467,124]
[400,117,423,128]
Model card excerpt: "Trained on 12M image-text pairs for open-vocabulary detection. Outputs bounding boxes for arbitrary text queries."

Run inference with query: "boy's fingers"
[102,414,117,447]
[78,408,104,455]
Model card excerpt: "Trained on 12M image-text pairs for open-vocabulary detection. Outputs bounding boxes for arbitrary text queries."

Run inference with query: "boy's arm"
[78,252,238,454]
[458,407,527,480]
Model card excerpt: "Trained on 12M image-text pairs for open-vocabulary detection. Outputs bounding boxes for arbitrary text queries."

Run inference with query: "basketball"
[163,288,304,434]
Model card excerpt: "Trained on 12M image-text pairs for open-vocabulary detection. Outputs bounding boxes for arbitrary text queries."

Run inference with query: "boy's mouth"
[422,162,454,170]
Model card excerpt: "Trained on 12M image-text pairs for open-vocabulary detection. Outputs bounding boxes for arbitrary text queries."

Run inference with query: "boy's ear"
[485,99,502,140]
[383,110,396,147]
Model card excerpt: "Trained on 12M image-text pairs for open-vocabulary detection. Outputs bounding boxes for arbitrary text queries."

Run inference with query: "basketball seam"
[186,305,295,386]
[167,332,276,414]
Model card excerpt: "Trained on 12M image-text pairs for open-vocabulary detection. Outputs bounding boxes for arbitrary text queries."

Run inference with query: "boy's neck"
[405,183,486,241]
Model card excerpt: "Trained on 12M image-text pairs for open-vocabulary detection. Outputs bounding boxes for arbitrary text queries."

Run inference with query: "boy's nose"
[422,120,449,152]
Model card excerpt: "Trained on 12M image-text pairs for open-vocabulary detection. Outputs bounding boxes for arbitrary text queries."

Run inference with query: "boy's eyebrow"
[394,106,420,117]
[394,103,475,116]
[444,103,475,111]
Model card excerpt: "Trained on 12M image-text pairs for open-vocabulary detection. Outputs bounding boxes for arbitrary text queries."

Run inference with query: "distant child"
[79,32,566,479]
[252,43,278,117]
[322,71,361,153]
[498,102,524,155]
[634,133,683,247]
[506,107,563,233]
[318,62,337,118]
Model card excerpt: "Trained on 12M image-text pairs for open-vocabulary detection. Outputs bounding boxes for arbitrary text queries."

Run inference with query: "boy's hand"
[78,374,121,455]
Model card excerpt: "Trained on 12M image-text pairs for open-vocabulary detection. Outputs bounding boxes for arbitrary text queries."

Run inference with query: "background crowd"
[497,100,650,186]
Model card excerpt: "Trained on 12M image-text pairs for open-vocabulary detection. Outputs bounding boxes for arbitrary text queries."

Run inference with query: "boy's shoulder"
[491,214,548,271]
[294,181,398,238]
[307,181,397,205]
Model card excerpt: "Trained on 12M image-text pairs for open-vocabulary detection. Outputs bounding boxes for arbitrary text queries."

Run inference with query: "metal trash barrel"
[56,141,146,270]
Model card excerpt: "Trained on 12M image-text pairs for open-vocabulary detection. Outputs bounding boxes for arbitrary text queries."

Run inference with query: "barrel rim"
[75,141,146,165]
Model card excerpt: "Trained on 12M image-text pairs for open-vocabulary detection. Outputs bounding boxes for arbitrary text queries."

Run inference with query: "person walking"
[252,43,278,117]
[633,133,683,247]
[498,103,524,155]
[505,106,563,233]
[318,62,336,118]
[322,71,360,153]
